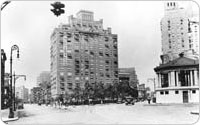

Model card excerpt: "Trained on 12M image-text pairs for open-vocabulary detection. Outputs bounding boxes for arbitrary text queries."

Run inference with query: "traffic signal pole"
[50,2,65,17]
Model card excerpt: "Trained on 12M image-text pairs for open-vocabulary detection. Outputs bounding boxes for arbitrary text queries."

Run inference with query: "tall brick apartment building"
[50,10,118,99]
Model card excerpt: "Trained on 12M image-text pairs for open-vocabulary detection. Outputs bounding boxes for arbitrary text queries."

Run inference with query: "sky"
[1,1,199,90]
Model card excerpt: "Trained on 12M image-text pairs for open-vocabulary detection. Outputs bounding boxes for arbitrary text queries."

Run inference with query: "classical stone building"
[50,10,118,99]
[154,54,199,103]
[154,2,199,103]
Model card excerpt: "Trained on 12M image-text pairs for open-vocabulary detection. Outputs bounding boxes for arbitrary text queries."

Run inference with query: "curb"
[190,112,199,115]
[2,116,19,122]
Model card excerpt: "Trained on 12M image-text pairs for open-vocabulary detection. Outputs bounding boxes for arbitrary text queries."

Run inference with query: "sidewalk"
[143,102,199,106]
[1,109,19,123]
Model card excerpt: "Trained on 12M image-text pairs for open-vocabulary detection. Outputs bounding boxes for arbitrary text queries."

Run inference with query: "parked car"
[18,101,24,109]
[124,96,135,105]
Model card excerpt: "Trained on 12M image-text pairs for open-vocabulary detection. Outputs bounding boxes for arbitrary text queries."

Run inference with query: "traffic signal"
[50,2,65,17]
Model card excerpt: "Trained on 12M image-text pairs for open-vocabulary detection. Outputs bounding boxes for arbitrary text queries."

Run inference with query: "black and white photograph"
[1,0,199,124]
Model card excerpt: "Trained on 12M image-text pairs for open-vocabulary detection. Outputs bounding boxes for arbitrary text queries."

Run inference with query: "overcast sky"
[1,1,198,90]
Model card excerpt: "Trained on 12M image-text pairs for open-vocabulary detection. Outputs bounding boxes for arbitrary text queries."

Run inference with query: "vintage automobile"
[17,99,24,109]
[124,96,136,105]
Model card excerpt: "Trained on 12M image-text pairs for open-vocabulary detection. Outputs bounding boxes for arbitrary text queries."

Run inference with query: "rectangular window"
[192,90,196,94]
[75,49,79,53]
[60,53,64,58]
[60,41,63,45]
[105,37,109,42]
[175,91,179,94]
[180,19,183,24]
[189,44,192,48]
[67,33,72,38]
[99,52,103,56]
[113,45,117,49]
[105,44,109,48]
[165,91,169,94]
[160,91,164,95]
[67,54,72,59]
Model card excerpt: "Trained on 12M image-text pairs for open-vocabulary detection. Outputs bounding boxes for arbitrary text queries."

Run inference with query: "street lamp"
[9,45,19,118]
[1,49,7,109]
[13,72,26,111]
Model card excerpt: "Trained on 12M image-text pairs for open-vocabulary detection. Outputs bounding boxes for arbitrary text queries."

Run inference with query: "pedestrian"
[147,96,151,104]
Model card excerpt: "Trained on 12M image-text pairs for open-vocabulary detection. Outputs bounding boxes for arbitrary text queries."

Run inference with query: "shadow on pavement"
[17,110,35,118]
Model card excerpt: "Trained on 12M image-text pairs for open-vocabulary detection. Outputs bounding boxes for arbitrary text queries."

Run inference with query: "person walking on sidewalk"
[147,96,151,104]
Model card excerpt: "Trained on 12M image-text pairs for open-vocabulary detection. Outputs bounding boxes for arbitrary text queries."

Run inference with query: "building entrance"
[183,91,189,103]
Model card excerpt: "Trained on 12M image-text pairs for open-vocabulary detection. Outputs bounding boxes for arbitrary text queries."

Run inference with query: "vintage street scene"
[1,1,199,124]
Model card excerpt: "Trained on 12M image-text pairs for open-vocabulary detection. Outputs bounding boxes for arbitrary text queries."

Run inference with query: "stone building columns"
[170,71,175,87]
[156,73,160,88]
[168,72,171,86]
[157,73,162,88]
[194,70,198,86]
[190,70,193,86]
[175,71,179,86]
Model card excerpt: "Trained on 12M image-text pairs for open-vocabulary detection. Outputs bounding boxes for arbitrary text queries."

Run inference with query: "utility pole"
[9,45,19,118]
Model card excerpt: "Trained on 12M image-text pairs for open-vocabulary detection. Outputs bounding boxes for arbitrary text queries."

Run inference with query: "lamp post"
[13,72,26,111]
[9,45,19,118]
[1,49,7,109]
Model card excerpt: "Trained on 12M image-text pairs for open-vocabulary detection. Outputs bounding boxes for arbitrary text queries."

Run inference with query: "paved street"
[5,102,199,124]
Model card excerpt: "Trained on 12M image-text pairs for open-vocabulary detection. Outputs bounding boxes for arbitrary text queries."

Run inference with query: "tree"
[94,82,104,100]
[84,81,94,99]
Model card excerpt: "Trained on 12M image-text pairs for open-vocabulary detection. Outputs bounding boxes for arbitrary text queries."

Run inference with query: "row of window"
[65,52,117,59]
[60,33,117,43]
[168,37,193,49]
[160,90,196,95]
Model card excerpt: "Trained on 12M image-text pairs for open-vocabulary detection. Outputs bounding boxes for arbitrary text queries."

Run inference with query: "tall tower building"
[160,2,199,63]
[50,10,118,99]
[154,2,199,104]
